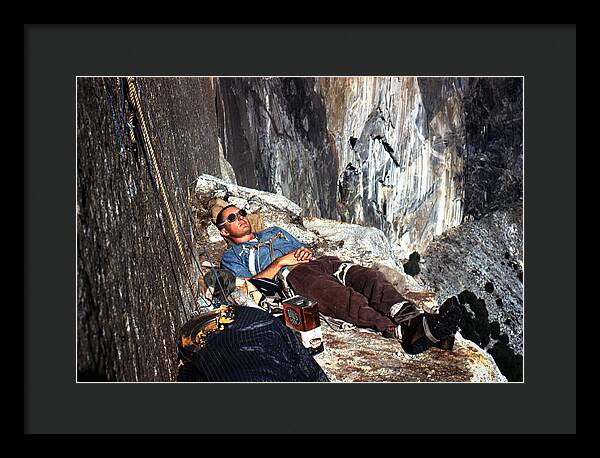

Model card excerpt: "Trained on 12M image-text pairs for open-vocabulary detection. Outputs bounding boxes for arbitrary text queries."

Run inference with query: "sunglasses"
[218,208,247,227]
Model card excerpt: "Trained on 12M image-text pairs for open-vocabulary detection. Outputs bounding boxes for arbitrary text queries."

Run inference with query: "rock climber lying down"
[213,203,462,355]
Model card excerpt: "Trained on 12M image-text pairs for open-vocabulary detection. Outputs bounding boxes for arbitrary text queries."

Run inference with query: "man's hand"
[277,247,314,267]
[253,246,315,280]
[292,246,314,262]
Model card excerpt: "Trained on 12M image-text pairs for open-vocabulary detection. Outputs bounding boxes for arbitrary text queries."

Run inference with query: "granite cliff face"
[318,77,466,255]
[215,78,339,218]
[418,202,524,381]
[461,78,523,219]
[216,77,522,255]
[77,77,222,381]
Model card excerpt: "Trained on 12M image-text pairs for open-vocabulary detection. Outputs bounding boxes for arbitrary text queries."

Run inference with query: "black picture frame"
[24,24,576,434]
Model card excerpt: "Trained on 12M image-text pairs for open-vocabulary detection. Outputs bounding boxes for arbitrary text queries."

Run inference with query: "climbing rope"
[123,76,235,311]
[142,103,221,306]
[125,76,199,304]
[319,313,356,332]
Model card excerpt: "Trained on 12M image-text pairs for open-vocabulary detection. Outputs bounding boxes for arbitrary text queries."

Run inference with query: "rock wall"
[317,77,466,255]
[462,78,523,219]
[418,202,524,381]
[215,77,339,217]
[77,77,222,381]
[216,77,522,255]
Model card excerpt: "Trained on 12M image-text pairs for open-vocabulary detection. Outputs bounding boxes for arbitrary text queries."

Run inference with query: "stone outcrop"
[194,174,507,382]
[417,202,524,381]
[317,329,504,383]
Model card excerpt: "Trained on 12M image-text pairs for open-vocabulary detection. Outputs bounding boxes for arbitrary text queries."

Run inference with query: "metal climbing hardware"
[177,305,237,366]
[239,231,289,275]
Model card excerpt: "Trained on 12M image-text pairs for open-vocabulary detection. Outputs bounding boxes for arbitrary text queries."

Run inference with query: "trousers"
[286,256,407,333]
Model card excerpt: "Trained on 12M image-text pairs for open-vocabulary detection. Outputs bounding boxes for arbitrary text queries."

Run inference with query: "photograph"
[76,75,524,383]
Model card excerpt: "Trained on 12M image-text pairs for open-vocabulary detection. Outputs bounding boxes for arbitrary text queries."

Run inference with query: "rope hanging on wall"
[125,76,200,304]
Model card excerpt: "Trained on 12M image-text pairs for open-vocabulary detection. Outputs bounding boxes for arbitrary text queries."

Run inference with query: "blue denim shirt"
[220,227,307,279]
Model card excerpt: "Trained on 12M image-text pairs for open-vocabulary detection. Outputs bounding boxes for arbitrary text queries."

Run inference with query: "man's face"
[219,206,252,239]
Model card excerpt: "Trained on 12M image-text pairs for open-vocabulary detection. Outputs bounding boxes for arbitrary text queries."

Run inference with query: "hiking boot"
[399,303,462,355]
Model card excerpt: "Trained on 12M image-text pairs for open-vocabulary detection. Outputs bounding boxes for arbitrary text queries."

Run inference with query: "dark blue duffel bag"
[177,305,329,382]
